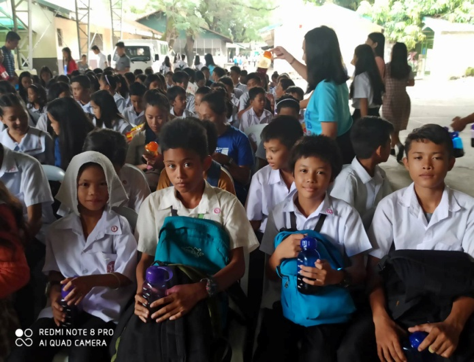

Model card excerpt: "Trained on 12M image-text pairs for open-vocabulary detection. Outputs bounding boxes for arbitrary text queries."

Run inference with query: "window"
[57,29,63,47]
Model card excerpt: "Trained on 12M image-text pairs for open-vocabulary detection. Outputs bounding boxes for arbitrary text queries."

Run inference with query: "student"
[367,124,474,362]
[246,116,303,234]
[237,72,263,116]
[8,151,137,362]
[240,70,248,86]
[99,72,126,114]
[350,44,384,121]
[71,74,93,116]
[47,97,95,170]
[83,129,150,213]
[124,72,135,87]
[18,71,32,103]
[172,71,195,113]
[254,135,371,362]
[160,56,172,74]
[91,45,108,69]
[382,42,415,162]
[167,85,193,118]
[90,90,132,134]
[0,48,10,81]
[133,118,258,329]
[204,53,217,75]
[330,116,393,229]
[35,81,72,133]
[0,180,30,360]
[183,67,198,95]
[219,76,242,105]
[176,53,187,70]
[194,86,211,119]
[199,92,254,204]
[1,31,20,80]
[114,41,131,74]
[123,82,146,126]
[239,87,273,132]
[144,67,154,76]
[211,66,226,83]
[230,66,247,93]
[366,32,385,79]
[201,66,213,87]
[275,78,295,100]
[195,70,206,88]
[86,71,100,92]
[135,74,147,85]
[26,84,47,124]
[0,93,54,165]
[210,82,237,125]
[62,47,78,75]
[39,66,53,88]
[194,55,204,71]
[285,85,305,118]
[116,74,131,108]
[144,74,162,91]
[78,54,89,74]
[157,118,236,195]
[164,71,173,89]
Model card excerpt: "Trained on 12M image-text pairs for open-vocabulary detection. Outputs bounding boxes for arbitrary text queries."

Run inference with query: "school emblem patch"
[111,225,118,232]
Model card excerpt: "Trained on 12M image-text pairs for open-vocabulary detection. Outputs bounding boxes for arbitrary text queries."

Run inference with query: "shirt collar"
[268,168,296,192]
[283,192,336,218]
[56,211,123,240]
[0,145,19,177]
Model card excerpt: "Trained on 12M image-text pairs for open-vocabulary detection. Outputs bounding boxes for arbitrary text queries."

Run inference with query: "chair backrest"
[113,206,138,232]
[42,165,65,182]
[244,124,267,145]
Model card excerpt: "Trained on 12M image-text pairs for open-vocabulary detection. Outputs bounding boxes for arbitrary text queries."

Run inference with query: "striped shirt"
[1,46,15,77]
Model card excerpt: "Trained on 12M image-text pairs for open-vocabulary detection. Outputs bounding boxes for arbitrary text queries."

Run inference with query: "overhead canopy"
[423,17,474,34]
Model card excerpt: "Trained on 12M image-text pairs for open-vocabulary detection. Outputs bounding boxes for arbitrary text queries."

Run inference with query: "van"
[111,39,169,73]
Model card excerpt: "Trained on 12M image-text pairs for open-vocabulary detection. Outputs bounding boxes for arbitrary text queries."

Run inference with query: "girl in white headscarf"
[9,151,138,361]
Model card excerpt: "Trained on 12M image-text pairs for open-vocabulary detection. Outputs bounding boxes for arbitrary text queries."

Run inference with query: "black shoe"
[396,144,405,163]
[390,148,395,156]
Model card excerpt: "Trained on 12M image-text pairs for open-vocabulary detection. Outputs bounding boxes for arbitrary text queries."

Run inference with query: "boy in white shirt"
[239,87,273,133]
[331,116,394,229]
[71,75,93,116]
[246,116,303,235]
[167,85,194,118]
[172,70,195,113]
[367,125,474,362]
[254,135,372,361]
[123,82,146,126]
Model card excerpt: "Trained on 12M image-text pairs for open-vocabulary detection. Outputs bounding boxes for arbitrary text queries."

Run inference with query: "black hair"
[209,84,233,118]
[124,72,135,85]
[91,45,100,51]
[27,84,47,111]
[6,31,21,42]
[172,71,189,84]
[85,72,100,92]
[350,44,384,106]
[105,67,115,73]
[218,76,233,89]
[276,95,300,114]
[115,41,125,48]
[279,78,295,92]
[18,71,31,103]
[133,69,143,76]
[47,81,71,102]
[93,68,103,75]
[195,71,205,82]
[246,72,262,85]
[144,74,162,90]
[161,117,209,160]
[183,68,195,83]
[144,67,154,76]
[39,66,53,87]
[230,66,241,75]
[285,86,304,100]
[71,75,91,90]
[31,75,40,84]
[289,135,343,181]
[261,115,303,151]
[241,70,248,76]
[0,80,16,95]
[196,86,211,96]
[201,66,209,72]
[62,47,73,63]
[0,93,24,117]
[205,54,216,67]
[249,87,266,102]
[271,71,279,81]
[389,42,411,80]
[70,70,80,77]
[368,32,385,59]
[164,56,171,68]
[405,124,454,159]
[167,85,186,103]
[194,55,201,66]
[57,75,70,84]
[213,67,226,78]
[136,74,147,83]
[116,74,129,99]
[100,72,117,91]
[83,128,128,166]
[305,26,348,91]
[129,82,146,97]
[201,92,227,116]
[351,117,394,159]
[200,120,218,154]
[47,97,95,170]
[91,90,122,128]
[144,89,170,113]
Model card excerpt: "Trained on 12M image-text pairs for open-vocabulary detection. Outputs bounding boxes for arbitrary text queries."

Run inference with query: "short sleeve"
[236,133,254,167]
[218,169,236,195]
[21,158,54,207]
[330,173,355,207]
[368,200,394,259]
[136,195,159,257]
[112,217,138,283]
[260,211,279,256]
[341,208,372,257]
[461,210,474,258]
[157,169,171,191]
[246,174,263,222]
[223,196,259,252]
[316,82,338,123]
[124,57,131,68]
[239,93,249,111]
[353,74,371,100]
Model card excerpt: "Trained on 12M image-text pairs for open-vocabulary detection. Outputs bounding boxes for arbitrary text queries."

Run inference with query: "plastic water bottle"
[60,284,76,328]
[256,51,272,75]
[471,124,474,148]
[141,266,173,321]
[402,332,436,362]
[297,237,321,294]
[451,131,465,158]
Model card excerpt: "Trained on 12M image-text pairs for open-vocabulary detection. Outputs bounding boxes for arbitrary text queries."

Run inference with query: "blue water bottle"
[402,332,436,362]
[451,131,465,158]
[141,266,173,322]
[297,237,321,294]
[60,284,76,328]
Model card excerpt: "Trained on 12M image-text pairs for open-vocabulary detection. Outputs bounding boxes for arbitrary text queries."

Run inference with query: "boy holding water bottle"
[255,135,372,362]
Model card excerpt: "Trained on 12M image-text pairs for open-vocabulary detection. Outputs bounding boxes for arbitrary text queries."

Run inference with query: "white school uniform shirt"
[259,192,372,309]
[246,165,296,233]
[238,91,250,112]
[187,82,198,95]
[160,64,171,74]
[113,92,126,114]
[40,210,138,323]
[27,103,44,125]
[352,72,380,109]
[186,93,196,113]
[35,111,48,132]
[97,52,107,69]
[136,181,259,257]
[123,105,144,126]
[170,108,195,119]
[236,83,247,93]
[92,117,133,135]
[176,60,187,70]
[118,164,151,213]
[368,184,474,259]
[233,88,244,99]
[77,100,93,115]
[0,145,55,243]
[330,157,393,229]
[239,108,273,133]
[0,127,54,165]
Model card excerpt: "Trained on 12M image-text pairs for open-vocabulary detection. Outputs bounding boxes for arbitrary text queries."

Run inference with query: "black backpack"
[378,249,474,328]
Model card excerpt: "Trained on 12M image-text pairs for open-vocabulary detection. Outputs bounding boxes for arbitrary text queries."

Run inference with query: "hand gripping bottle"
[451,131,465,158]
[402,332,436,362]
[297,237,321,295]
[60,284,76,328]
[256,51,272,75]
[141,266,173,321]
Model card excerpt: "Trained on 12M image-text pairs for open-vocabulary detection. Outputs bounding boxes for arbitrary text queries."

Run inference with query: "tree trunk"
[164,16,178,52]
[185,33,195,67]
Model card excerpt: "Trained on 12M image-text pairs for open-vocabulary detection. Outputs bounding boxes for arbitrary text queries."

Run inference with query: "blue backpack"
[274,213,356,327]
[154,208,230,276]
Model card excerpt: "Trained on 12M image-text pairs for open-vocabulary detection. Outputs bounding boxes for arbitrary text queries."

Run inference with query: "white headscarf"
[56,151,128,216]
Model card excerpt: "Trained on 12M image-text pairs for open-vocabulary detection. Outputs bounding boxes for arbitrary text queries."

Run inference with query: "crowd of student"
[0,25,474,362]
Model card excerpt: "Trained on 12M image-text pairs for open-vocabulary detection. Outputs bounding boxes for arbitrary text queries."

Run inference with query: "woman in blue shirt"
[272,26,355,164]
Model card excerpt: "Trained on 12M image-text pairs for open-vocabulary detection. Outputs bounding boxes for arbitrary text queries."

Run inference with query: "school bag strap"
[288,212,327,233]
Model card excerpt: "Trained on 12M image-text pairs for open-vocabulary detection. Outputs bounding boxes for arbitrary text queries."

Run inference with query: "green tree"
[357,0,474,49]
[304,0,367,11]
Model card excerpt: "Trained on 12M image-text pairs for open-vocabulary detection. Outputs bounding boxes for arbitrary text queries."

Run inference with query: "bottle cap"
[409,331,428,349]
[263,51,272,59]
[300,237,318,250]
[146,141,159,152]
[146,266,169,285]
